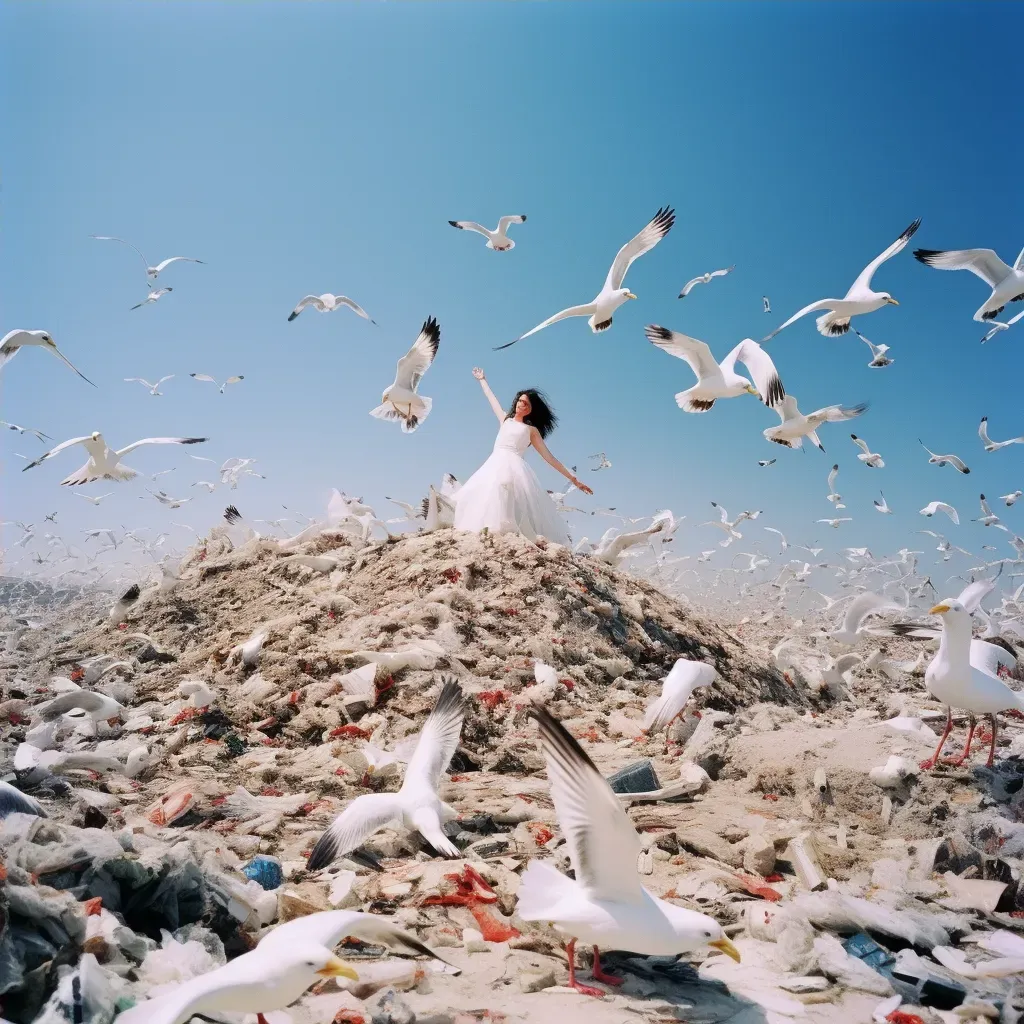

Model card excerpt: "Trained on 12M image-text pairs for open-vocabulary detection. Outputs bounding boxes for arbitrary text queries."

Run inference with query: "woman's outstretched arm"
[529,428,594,495]
[472,367,506,424]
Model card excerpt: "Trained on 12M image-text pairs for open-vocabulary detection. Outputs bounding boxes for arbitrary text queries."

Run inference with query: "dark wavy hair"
[507,388,557,439]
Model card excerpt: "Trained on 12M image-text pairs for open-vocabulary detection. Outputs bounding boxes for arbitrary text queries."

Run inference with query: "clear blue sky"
[3,1,1023,574]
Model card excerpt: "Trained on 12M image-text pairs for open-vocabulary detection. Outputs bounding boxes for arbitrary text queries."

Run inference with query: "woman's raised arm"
[472,367,507,424]
[529,427,593,495]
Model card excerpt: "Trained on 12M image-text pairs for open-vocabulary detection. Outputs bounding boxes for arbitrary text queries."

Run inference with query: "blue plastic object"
[241,855,283,891]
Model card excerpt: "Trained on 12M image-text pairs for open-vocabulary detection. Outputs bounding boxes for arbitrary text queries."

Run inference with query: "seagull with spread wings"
[826,464,845,508]
[448,214,526,251]
[1,421,51,442]
[130,287,172,310]
[763,219,920,339]
[90,234,204,282]
[920,500,960,525]
[496,207,674,348]
[287,293,375,323]
[678,265,734,298]
[0,330,95,385]
[874,491,893,514]
[979,416,1024,452]
[851,434,885,468]
[919,439,970,474]
[125,375,174,396]
[22,433,207,486]
[853,329,894,367]
[981,308,1024,343]
[763,397,867,451]
[190,373,244,393]
[306,679,465,869]
[370,316,440,433]
[914,243,1024,323]
[645,326,785,413]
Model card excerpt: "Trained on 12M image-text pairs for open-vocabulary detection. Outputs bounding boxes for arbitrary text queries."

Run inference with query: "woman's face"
[515,393,532,417]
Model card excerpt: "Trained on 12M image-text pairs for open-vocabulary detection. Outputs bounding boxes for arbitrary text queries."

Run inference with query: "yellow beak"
[626,292,638,300]
[886,297,900,305]
[745,385,759,396]
[709,937,741,963]
[316,956,359,980]
[929,603,950,615]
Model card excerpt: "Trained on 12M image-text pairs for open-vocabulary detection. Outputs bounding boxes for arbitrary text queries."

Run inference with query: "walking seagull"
[448,214,526,251]
[496,207,675,348]
[763,219,920,339]
[22,433,208,486]
[370,316,440,433]
[0,330,95,385]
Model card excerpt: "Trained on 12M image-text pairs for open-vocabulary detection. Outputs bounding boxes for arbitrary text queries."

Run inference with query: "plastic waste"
[31,953,124,1024]
[242,855,284,891]
[606,759,660,794]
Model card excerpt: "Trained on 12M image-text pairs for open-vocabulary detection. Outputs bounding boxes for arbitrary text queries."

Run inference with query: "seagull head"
[90,431,101,441]
[663,904,741,961]
[881,293,899,306]
[289,944,359,980]
[929,598,965,617]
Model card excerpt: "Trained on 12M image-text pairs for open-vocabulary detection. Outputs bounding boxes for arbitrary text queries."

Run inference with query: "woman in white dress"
[453,368,593,546]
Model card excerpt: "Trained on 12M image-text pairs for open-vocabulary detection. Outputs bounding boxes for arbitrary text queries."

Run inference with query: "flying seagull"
[920,501,960,525]
[287,293,375,323]
[874,492,892,514]
[90,235,204,281]
[190,373,244,393]
[914,243,1024,322]
[678,265,734,298]
[496,207,675,348]
[979,416,1024,452]
[763,219,920,340]
[981,308,1024,343]
[645,326,784,413]
[762,295,771,313]
[763,396,867,451]
[853,329,894,367]
[124,375,174,396]
[448,214,526,251]
[588,452,612,471]
[919,439,970,474]
[130,287,172,310]
[0,330,95,385]
[851,434,884,468]
[22,433,207,486]
[1,421,51,442]
[817,517,853,529]
[827,464,845,508]
[370,316,440,433]
[758,458,776,467]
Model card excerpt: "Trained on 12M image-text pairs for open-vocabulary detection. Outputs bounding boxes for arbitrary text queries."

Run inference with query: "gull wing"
[496,214,526,232]
[48,343,96,386]
[645,325,720,380]
[644,660,715,733]
[678,276,704,298]
[913,248,1012,288]
[979,417,994,446]
[849,218,921,293]
[532,707,645,903]
[335,296,374,322]
[22,435,94,472]
[496,304,595,349]
[841,592,898,634]
[401,679,465,792]
[728,338,785,406]
[710,266,735,278]
[958,577,996,614]
[115,436,208,457]
[761,299,834,342]
[448,220,490,237]
[306,793,402,870]
[394,317,440,390]
[806,403,868,428]
[90,234,148,267]
[151,256,204,273]
[851,435,872,456]
[288,295,327,320]
[604,206,675,291]
[191,373,217,383]
[828,464,840,491]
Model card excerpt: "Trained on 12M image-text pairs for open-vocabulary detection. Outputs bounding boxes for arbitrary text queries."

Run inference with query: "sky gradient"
[3,2,1023,580]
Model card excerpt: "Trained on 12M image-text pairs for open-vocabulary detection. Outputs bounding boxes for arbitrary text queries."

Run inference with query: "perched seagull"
[130,287,172,310]
[0,330,95,385]
[1000,490,1023,507]
[852,328,894,368]
[678,265,734,298]
[589,452,612,472]
[758,458,776,467]
[90,235,204,281]
[920,500,960,525]
[497,206,675,348]
[851,434,885,468]
[702,503,758,548]
[1,420,51,441]
[979,416,1024,452]
[919,439,970,474]
[287,293,375,323]
[645,326,785,413]
[918,599,1024,769]
[763,219,920,339]
[190,373,244,393]
[517,708,739,997]
[817,517,853,529]
[830,591,902,645]
[370,316,440,433]
[448,214,526,251]
[22,433,207,486]
[762,295,771,313]
[644,659,717,735]
[34,690,124,724]
[981,307,1024,343]
[874,491,893,514]
[764,397,867,451]
[147,489,192,509]
[976,494,1009,531]
[764,526,788,552]
[124,375,174,396]
[306,680,465,868]
[914,244,1024,323]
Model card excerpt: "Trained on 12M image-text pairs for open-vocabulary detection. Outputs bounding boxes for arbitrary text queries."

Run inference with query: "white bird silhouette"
[919,439,970,474]
[678,265,734,298]
[853,329,894,367]
[826,464,845,508]
[764,396,867,452]
[370,316,440,433]
[124,375,174,396]
[874,492,892,514]
[448,214,526,251]
[0,330,95,385]
[920,501,959,525]
[979,416,1024,452]
[130,287,172,310]
[90,235,204,281]
[914,243,1024,323]
[190,373,244,393]
[851,434,884,468]
[287,293,375,323]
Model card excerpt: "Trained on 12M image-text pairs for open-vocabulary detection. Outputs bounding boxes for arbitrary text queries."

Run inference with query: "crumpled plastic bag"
[31,953,125,1024]
[813,934,894,995]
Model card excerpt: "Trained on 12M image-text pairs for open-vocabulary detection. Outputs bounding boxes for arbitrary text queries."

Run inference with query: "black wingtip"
[306,832,337,872]
[902,217,922,240]
[182,437,208,445]
[448,220,462,229]
[913,248,942,265]
[644,324,673,343]
[520,214,527,222]
[287,311,298,321]
[224,504,242,523]
[493,339,519,351]
[121,584,141,603]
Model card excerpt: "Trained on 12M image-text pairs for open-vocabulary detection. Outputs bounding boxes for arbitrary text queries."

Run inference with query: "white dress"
[453,418,571,546]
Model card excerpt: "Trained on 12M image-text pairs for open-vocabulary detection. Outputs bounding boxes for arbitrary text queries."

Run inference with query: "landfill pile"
[2,524,1024,1024]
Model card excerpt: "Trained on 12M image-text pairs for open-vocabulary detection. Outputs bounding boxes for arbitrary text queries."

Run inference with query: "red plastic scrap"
[375,674,395,695]
[82,897,103,917]
[442,567,462,584]
[574,727,601,743]
[329,725,371,740]
[169,706,201,726]
[886,1013,926,1024]
[327,609,337,621]
[469,904,521,942]
[69,667,85,683]
[420,865,498,908]
[477,689,509,710]
[259,786,284,797]
[8,713,24,726]
[733,871,782,902]
[763,873,785,883]
[332,1012,367,1024]
[527,823,554,846]
[288,690,301,705]
[762,793,779,802]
